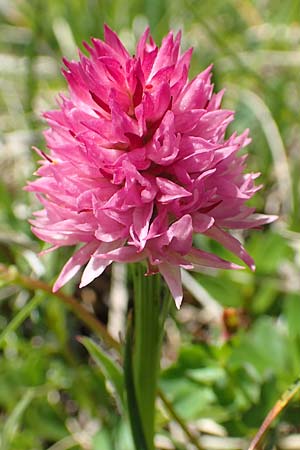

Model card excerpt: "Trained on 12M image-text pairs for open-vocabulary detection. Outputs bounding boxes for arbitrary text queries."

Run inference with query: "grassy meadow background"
[1,0,300,449]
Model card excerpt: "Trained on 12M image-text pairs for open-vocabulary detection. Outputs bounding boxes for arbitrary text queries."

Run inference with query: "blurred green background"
[1,0,300,449]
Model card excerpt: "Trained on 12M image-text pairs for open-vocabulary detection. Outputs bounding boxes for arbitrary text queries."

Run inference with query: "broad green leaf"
[196,273,245,307]
[247,232,293,274]
[229,317,290,377]
[187,367,226,384]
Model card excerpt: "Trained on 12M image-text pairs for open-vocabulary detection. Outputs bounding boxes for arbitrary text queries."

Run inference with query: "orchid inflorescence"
[27,26,274,307]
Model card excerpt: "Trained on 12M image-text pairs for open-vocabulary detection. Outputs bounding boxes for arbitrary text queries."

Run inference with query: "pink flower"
[26,26,275,308]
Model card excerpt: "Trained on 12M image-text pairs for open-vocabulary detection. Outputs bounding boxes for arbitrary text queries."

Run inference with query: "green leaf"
[251,279,278,314]
[79,336,124,407]
[195,273,244,307]
[187,367,226,384]
[247,232,293,274]
[229,317,290,377]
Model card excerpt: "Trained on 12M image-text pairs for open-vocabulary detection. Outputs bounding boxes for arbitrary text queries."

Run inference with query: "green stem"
[124,316,149,450]
[130,263,170,450]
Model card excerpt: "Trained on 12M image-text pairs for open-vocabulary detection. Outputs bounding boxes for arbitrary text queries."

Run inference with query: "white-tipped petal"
[53,241,98,292]
[159,262,183,309]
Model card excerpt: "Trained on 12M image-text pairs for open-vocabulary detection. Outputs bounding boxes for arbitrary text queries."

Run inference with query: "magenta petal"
[159,263,183,309]
[79,240,123,287]
[167,215,193,254]
[53,241,99,292]
[129,203,153,249]
[174,109,205,133]
[187,247,244,270]
[80,259,111,288]
[205,226,255,270]
[96,246,146,263]
[156,177,192,203]
[219,214,277,229]
[95,213,127,242]
[175,65,213,111]
[150,31,176,77]
[147,111,180,166]
[103,24,130,61]
[192,213,215,233]
[136,27,151,59]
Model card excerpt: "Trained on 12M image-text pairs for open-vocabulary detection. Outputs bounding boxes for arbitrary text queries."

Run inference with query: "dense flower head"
[27,26,274,308]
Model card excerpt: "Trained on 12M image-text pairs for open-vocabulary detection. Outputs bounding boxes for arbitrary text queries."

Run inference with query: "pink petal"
[175,65,213,111]
[136,27,151,59]
[150,31,175,77]
[53,241,99,292]
[205,226,255,270]
[95,246,146,263]
[219,214,277,229]
[187,247,244,270]
[79,240,123,287]
[159,263,183,309]
[129,203,153,250]
[192,213,215,233]
[103,25,130,61]
[156,177,192,203]
[80,259,111,288]
[147,111,180,166]
[167,214,193,254]
[95,212,128,242]
[174,109,206,133]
